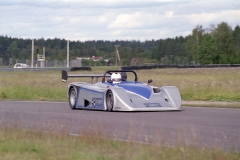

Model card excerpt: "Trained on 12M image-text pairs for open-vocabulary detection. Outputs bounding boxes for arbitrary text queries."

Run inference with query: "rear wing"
[62,70,110,84]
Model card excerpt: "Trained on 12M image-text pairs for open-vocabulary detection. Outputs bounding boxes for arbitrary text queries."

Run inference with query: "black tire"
[106,90,114,111]
[69,87,77,109]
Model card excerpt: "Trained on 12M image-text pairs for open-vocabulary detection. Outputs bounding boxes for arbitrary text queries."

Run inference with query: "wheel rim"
[70,90,76,106]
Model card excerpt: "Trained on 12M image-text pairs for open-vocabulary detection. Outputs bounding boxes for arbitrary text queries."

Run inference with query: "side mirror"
[148,79,153,84]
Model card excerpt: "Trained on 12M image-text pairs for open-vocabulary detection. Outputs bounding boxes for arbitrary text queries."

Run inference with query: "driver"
[111,73,122,84]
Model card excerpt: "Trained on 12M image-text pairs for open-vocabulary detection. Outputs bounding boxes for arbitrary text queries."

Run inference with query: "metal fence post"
[9,58,12,67]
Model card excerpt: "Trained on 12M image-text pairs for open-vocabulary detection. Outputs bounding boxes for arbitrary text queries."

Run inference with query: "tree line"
[152,22,240,65]
[0,22,239,66]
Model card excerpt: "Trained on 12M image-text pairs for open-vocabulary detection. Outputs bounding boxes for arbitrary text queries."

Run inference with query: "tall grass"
[0,67,240,102]
[0,71,66,101]
[0,127,239,160]
[136,68,240,102]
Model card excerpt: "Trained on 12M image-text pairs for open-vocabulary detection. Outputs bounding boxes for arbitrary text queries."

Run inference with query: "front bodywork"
[67,80,181,111]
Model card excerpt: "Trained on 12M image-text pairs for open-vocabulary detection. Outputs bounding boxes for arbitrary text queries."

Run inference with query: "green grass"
[0,127,239,160]
[142,68,240,102]
[0,71,66,101]
[1,68,240,159]
[0,67,240,103]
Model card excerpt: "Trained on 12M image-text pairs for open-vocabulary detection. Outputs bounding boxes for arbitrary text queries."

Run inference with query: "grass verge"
[0,127,239,160]
[0,67,240,107]
[182,101,240,108]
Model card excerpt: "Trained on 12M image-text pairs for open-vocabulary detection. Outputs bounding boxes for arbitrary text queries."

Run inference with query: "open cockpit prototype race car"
[62,70,181,111]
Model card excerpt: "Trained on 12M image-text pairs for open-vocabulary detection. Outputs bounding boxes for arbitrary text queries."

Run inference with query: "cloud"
[0,0,239,41]
[108,13,142,29]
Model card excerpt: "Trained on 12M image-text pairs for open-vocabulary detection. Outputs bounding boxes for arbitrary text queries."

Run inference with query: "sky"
[0,0,240,41]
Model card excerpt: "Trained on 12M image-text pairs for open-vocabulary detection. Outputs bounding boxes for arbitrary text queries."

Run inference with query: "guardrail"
[0,67,91,72]
[121,64,240,70]
[1,64,240,72]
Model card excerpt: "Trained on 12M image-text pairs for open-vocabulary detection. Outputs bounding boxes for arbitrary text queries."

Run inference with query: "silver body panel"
[67,81,181,111]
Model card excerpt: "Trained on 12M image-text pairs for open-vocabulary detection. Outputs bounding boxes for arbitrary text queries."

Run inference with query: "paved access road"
[0,101,239,150]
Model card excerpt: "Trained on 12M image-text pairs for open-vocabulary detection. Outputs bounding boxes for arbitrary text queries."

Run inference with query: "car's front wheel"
[106,90,114,111]
[69,87,77,109]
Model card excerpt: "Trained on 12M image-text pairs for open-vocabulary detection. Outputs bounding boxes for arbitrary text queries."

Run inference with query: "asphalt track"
[0,101,239,151]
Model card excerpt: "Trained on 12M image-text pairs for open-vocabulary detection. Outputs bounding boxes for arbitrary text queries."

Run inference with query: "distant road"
[0,101,239,150]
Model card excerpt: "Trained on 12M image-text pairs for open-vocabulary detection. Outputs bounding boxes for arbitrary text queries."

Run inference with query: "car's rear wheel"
[106,90,114,111]
[69,87,77,109]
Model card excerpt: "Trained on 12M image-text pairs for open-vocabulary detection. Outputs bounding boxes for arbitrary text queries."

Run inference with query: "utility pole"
[31,39,34,68]
[66,6,70,68]
[43,46,45,57]
[195,26,200,65]
[67,40,69,67]
[114,45,119,66]
[43,46,45,67]
[31,3,35,68]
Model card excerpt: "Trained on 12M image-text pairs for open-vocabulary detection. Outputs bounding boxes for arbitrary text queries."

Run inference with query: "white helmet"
[111,73,122,84]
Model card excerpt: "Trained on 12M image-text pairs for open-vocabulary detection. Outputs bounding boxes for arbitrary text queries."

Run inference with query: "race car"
[62,70,181,111]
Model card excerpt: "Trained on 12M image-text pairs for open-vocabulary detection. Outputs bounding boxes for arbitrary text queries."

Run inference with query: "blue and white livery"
[62,70,181,111]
